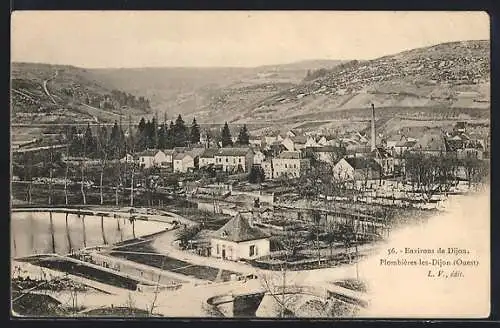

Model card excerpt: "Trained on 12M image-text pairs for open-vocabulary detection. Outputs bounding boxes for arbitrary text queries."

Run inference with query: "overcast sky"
[11,11,489,68]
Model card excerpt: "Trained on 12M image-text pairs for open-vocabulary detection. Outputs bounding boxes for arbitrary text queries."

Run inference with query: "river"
[11,211,170,258]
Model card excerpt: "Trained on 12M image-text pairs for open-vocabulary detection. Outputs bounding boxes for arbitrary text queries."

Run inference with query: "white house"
[138,150,158,169]
[153,150,169,167]
[199,148,219,168]
[189,147,206,163]
[210,213,270,261]
[161,149,176,166]
[264,132,283,146]
[332,157,381,181]
[249,136,263,148]
[120,153,135,164]
[304,136,320,148]
[214,148,254,173]
[271,151,310,178]
[173,152,195,173]
[281,136,308,151]
[317,135,338,147]
[308,146,346,165]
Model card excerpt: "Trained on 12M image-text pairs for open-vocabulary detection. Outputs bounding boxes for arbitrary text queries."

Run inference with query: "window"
[249,245,256,256]
[226,158,228,163]
[216,244,220,254]
[238,158,242,163]
[255,246,259,256]
[285,164,288,168]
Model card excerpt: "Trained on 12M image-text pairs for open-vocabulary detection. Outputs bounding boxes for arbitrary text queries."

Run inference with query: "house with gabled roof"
[162,149,176,164]
[332,157,382,181]
[214,147,254,173]
[307,146,347,165]
[137,149,162,169]
[173,152,195,173]
[210,213,270,261]
[411,133,447,155]
[281,135,309,151]
[271,151,310,179]
[199,148,220,168]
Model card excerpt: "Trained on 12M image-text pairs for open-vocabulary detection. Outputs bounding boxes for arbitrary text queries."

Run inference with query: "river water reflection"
[11,211,169,258]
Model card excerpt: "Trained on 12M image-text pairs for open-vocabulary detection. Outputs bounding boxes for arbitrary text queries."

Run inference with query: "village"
[11,99,490,317]
[10,11,492,317]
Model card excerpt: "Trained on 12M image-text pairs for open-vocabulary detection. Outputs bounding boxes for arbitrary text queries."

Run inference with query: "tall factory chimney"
[371,103,376,151]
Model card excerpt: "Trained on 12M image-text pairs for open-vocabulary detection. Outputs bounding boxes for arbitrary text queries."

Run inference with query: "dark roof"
[162,149,176,155]
[188,148,206,158]
[200,148,220,158]
[344,157,382,171]
[137,149,158,157]
[214,213,269,242]
[309,146,344,153]
[278,151,301,159]
[216,147,252,157]
[290,136,308,144]
[174,147,188,153]
[413,134,446,151]
[173,152,190,160]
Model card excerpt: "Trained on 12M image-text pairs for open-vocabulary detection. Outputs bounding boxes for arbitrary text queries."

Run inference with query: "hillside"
[88,60,344,122]
[232,40,490,125]
[11,62,153,126]
[10,40,490,132]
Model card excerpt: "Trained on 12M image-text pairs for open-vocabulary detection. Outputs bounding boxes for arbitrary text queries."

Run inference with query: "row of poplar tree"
[66,114,251,159]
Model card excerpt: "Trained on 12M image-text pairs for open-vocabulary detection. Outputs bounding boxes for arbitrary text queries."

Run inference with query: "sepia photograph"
[10,11,490,318]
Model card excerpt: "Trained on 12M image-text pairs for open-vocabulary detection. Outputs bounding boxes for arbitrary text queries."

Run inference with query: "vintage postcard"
[10,11,490,318]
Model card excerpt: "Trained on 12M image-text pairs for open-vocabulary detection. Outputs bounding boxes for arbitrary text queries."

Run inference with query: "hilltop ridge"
[11,40,490,129]
[232,40,489,124]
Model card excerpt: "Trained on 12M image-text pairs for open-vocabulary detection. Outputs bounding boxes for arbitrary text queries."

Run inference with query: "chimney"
[371,103,376,151]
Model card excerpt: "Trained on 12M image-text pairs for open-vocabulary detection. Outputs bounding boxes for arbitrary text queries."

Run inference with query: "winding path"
[12,207,369,316]
[43,70,59,105]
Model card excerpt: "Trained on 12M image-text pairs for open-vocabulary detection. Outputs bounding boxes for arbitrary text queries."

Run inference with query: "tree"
[173,114,188,147]
[151,116,158,149]
[259,225,305,318]
[109,122,123,159]
[96,126,109,205]
[158,124,168,149]
[307,210,323,267]
[220,122,233,147]
[137,118,147,151]
[190,117,201,145]
[84,123,96,156]
[336,223,356,264]
[176,225,201,249]
[278,228,304,259]
[324,222,337,258]
[167,121,175,148]
[248,165,265,184]
[237,124,250,145]
[462,151,485,189]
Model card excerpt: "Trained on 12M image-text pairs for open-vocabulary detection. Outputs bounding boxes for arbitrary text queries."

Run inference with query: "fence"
[231,190,275,204]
